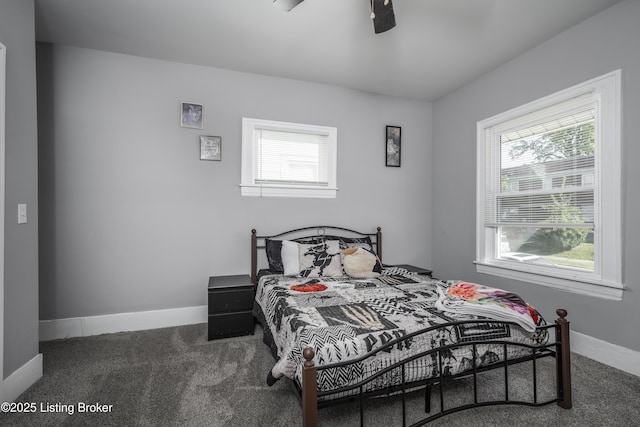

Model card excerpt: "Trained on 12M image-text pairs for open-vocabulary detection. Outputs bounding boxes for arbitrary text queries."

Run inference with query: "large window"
[240,118,337,198]
[476,71,622,299]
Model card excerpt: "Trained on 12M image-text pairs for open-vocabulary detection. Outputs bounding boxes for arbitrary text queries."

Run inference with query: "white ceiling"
[34,0,621,101]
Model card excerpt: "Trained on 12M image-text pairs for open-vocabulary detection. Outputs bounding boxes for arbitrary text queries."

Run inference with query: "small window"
[240,118,337,198]
[476,71,622,300]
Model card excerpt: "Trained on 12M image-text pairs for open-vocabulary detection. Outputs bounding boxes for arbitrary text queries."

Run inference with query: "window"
[240,118,337,198]
[476,71,622,299]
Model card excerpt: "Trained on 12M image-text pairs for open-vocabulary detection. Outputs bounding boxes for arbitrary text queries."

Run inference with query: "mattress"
[253,270,548,399]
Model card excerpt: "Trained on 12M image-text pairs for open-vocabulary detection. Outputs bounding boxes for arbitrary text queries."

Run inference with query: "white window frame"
[240,117,338,198]
[476,70,623,300]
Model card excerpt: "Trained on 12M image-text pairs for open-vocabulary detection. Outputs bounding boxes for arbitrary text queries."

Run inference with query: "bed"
[250,226,571,426]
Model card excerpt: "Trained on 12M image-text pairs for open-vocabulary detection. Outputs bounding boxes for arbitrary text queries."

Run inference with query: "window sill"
[240,184,338,199]
[475,261,623,301]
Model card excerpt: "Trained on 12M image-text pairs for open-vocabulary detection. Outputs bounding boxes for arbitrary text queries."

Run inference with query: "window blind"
[253,127,329,186]
[484,96,597,229]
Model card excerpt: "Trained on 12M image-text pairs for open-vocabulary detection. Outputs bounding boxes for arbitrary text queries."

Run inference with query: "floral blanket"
[436,281,544,333]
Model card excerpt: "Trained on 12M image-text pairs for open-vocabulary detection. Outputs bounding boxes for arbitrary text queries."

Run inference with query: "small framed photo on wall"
[386,125,401,167]
[200,135,221,161]
[181,102,203,129]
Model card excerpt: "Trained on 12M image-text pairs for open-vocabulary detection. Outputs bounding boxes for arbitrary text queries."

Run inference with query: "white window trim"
[476,70,623,300]
[240,117,338,198]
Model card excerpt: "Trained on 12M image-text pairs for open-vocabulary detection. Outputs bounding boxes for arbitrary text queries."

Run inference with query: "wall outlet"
[18,203,27,224]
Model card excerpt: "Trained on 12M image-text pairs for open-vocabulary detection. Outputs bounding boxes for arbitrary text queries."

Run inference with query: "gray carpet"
[2,323,639,426]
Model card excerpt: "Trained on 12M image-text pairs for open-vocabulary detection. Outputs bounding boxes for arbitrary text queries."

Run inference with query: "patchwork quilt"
[253,271,547,399]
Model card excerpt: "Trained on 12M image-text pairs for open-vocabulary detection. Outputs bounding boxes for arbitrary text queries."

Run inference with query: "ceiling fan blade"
[372,0,396,34]
[273,0,305,12]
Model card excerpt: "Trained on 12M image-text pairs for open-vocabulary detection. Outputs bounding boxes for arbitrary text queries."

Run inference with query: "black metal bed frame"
[249,226,571,426]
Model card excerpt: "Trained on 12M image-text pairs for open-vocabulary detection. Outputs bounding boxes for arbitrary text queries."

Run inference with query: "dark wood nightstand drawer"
[208,287,253,314]
[208,311,254,339]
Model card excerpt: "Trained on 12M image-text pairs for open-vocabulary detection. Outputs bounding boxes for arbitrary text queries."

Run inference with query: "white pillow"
[281,240,300,276]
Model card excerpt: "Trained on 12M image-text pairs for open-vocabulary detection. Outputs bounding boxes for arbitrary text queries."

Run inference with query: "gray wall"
[37,44,432,320]
[0,0,40,378]
[432,0,639,353]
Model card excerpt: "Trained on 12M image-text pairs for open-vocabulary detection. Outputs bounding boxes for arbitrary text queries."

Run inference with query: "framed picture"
[200,135,221,161]
[385,125,401,167]
[181,102,203,129]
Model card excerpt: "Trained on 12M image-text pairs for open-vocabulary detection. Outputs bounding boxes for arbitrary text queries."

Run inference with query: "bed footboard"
[301,309,572,427]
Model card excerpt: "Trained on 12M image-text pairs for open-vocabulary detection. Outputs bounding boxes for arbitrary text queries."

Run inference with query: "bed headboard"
[251,226,382,284]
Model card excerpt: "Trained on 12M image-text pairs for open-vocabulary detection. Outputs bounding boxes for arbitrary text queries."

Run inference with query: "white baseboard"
[39,305,208,341]
[571,330,640,377]
[37,306,639,379]
[1,353,43,402]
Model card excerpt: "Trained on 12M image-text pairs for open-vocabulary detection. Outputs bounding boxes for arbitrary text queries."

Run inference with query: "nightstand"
[386,264,433,277]
[207,274,255,340]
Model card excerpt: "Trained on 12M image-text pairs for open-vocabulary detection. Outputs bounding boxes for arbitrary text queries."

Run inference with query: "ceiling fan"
[273,0,396,34]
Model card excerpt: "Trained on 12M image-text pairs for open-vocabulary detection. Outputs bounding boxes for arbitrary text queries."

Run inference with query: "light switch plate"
[18,203,27,224]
